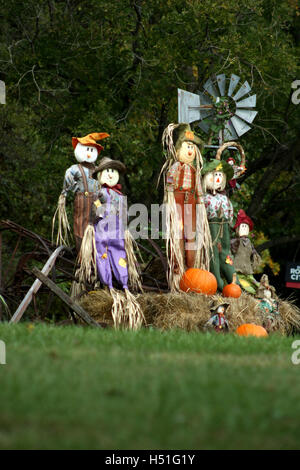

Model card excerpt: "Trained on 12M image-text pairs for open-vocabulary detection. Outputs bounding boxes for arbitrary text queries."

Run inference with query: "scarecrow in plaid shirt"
[159,123,212,291]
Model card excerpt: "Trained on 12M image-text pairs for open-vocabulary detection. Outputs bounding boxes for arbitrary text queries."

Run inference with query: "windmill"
[178,74,257,145]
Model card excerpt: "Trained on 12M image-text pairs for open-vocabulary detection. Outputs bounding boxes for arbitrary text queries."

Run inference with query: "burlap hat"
[201,158,234,181]
[173,124,203,150]
[92,157,126,179]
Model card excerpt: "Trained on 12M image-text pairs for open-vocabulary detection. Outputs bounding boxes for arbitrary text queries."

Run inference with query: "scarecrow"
[255,274,280,331]
[52,132,109,252]
[226,156,247,191]
[202,142,243,291]
[159,123,212,291]
[205,300,230,332]
[230,209,262,294]
[77,157,144,330]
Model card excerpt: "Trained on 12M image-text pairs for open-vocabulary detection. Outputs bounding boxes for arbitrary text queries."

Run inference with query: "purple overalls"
[94,187,128,290]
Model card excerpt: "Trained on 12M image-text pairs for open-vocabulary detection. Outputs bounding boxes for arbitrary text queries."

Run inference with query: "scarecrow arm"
[166,162,180,191]
[61,165,80,197]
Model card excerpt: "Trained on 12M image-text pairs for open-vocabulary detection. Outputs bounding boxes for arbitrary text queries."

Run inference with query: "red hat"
[233,209,254,232]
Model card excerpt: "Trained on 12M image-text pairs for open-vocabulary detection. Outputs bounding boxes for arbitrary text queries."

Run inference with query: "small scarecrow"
[53,132,109,252]
[160,123,212,291]
[202,142,243,291]
[226,156,247,191]
[77,157,144,330]
[255,274,280,331]
[205,300,230,332]
[231,209,262,294]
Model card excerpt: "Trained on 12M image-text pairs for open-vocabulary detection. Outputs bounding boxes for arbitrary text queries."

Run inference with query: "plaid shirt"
[166,162,202,196]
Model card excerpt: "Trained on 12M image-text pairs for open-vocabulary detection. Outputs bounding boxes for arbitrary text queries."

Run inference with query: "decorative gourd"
[236,323,268,337]
[180,268,217,295]
[222,274,242,298]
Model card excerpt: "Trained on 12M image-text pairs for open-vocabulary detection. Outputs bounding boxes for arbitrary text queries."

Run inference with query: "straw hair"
[52,194,71,246]
[124,229,143,292]
[76,224,97,284]
[165,190,185,291]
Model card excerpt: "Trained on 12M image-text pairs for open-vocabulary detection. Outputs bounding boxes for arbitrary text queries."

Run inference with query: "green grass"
[0,323,299,450]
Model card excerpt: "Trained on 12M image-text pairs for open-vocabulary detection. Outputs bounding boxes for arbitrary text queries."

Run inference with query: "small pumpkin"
[180,268,217,295]
[236,323,268,338]
[222,274,242,298]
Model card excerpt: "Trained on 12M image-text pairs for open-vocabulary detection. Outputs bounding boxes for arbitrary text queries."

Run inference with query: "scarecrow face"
[216,305,225,315]
[177,141,196,164]
[264,289,272,300]
[98,168,120,187]
[238,223,250,237]
[74,143,99,163]
[214,171,224,189]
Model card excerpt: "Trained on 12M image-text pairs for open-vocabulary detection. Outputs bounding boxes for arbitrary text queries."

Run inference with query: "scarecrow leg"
[184,200,196,268]
[219,223,240,286]
[107,236,129,289]
[95,231,113,288]
[174,192,187,271]
[208,222,224,291]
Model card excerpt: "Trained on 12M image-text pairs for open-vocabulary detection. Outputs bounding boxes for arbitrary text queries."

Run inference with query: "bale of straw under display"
[79,289,300,335]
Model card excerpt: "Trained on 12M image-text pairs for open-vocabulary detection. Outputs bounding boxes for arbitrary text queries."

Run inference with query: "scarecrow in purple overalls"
[77,157,144,330]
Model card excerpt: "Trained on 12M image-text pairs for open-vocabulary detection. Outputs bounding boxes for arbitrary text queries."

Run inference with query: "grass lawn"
[0,322,299,450]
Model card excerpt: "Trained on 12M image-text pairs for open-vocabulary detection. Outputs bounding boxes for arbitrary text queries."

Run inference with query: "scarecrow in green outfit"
[202,142,242,291]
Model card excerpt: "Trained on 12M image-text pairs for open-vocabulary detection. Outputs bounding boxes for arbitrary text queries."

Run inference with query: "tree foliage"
[0,0,299,279]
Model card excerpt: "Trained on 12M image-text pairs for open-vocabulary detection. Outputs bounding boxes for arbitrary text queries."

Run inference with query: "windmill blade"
[178,89,200,123]
[0,80,5,104]
[203,78,219,98]
[224,120,239,140]
[235,109,258,124]
[196,120,211,134]
[228,74,240,97]
[216,74,226,96]
[231,115,252,137]
[233,81,251,101]
[236,94,256,108]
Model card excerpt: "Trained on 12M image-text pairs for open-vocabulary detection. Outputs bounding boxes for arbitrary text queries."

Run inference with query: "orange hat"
[72,132,110,152]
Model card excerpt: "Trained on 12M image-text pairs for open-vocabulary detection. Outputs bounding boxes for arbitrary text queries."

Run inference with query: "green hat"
[173,123,203,150]
[202,158,234,181]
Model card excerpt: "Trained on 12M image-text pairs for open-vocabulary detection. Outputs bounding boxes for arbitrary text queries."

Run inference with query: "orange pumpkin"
[222,274,242,298]
[236,323,268,338]
[180,268,217,295]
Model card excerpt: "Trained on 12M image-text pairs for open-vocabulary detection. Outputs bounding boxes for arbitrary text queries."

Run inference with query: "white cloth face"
[238,223,250,237]
[99,168,120,187]
[74,143,99,163]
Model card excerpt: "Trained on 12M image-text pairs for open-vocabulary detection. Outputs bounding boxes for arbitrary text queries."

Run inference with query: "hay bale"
[79,289,113,325]
[79,288,300,335]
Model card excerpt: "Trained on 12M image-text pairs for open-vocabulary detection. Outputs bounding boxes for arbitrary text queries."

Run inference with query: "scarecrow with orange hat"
[230,209,262,294]
[160,123,212,291]
[52,132,109,252]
